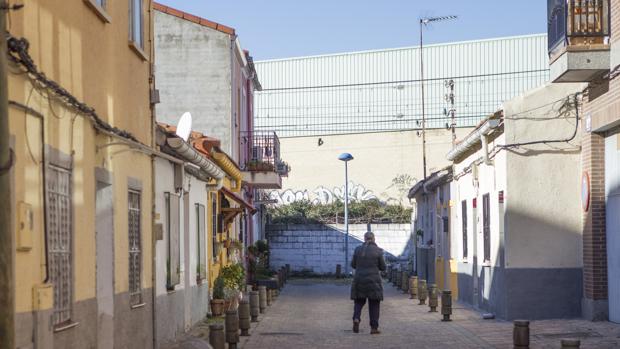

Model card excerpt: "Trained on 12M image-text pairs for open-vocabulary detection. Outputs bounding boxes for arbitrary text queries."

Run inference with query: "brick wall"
[266,224,412,275]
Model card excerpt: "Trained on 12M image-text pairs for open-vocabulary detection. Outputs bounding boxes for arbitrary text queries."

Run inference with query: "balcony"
[240,131,289,189]
[548,0,610,83]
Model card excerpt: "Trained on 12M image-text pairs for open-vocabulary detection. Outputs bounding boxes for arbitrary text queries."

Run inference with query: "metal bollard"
[513,320,530,349]
[267,288,272,306]
[560,339,580,348]
[209,323,225,349]
[387,266,392,282]
[285,264,290,279]
[336,264,342,278]
[249,291,260,322]
[418,279,428,305]
[239,299,251,336]
[409,276,418,299]
[401,270,409,293]
[441,290,452,321]
[258,286,267,313]
[225,310,240,349]
[396,269,402,289]
[428,284,439,312]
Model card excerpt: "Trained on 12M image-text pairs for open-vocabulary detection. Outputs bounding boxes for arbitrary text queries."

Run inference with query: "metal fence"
[548,0,610,53]
[128,190,142,306]
[241,131,281,171]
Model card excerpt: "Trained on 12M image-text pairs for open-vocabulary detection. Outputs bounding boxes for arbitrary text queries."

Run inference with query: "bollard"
[225,310,240,349]
[560,339,580,348]
[401,270,409,293]
[258,286,267,313]
[209,323,225,349]
[239,299,251,336]
[513,320,530,349]
[396,269,402,289]
[391,269,396,285]
[428,284,439,312]
[409,276,418,299]
[441,290,452,321]
[418,279,428,305]
[249,291,260,322]
[387,266,393,282]
[336,264,342,278]
[267,289,272,306]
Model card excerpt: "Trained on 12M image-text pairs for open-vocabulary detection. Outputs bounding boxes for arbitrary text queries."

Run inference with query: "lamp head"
[338,153,354,162]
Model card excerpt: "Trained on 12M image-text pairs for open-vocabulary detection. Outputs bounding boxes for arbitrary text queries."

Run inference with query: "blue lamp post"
[338,153,354,276]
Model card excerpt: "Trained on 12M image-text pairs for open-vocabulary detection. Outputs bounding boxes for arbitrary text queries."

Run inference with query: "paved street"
[241,279,620,349]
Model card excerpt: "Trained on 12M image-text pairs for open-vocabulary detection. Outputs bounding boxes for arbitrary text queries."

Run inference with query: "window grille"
[46,164,73,326]
[461,200,468,259]
[128,190,142,306]
[482,194,491,263]
[211,193,218,262]
[165,192,180,289]
[196,203,206,280]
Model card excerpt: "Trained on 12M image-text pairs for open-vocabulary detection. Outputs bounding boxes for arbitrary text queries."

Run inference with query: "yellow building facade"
[8,1,155,348]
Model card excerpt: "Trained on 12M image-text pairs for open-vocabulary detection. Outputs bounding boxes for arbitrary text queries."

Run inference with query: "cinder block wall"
[267,224,412,274]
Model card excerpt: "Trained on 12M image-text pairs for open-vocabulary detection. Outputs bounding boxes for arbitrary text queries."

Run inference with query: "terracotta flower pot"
[211,299,225,316]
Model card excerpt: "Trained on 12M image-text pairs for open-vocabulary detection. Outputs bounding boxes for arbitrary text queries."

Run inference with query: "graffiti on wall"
[269,182,378,205]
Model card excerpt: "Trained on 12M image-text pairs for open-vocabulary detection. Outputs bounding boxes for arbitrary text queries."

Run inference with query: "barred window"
[128,190,142,306]
[165,192,180,289]
[211,193,217,262]
[46,164,73,326]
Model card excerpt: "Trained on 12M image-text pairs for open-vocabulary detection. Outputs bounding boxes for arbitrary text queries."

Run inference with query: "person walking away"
[350,232,386,334]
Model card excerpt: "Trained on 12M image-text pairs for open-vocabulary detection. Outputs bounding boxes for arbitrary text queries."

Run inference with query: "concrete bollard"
[441,290,452,321]
[239,299,251,336]
[560,339,580,348]
[225,310,240,349]
[418,279,428,305]
[249,291,260,322]
[266,288,272,306]
[428,284,439,312]
[513,320,530,349]
[409,276,418,299]
[209,323,225,349]
[401,271,409,293]
[258,286,267,313]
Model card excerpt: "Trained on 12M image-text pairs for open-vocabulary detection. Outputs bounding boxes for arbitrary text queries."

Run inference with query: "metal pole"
[0,2,15,348]
[420,19,427,180]
[344,161,349,276]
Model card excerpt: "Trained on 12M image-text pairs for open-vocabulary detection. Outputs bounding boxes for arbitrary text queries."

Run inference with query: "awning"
[220,186,257,214]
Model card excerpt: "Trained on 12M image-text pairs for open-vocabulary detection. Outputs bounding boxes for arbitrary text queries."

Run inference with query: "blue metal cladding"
[255,34,550,137]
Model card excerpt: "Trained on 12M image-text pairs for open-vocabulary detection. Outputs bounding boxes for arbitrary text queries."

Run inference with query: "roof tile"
[153,2,236,36]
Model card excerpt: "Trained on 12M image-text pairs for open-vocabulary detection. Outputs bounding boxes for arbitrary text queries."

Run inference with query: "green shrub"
[213,276,225,300]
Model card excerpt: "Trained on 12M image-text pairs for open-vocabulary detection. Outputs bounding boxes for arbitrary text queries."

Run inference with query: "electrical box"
[154,223,163,241]
[17,201,33,252]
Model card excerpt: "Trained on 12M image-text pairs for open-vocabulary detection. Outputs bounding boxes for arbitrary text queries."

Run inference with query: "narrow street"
[241,279,620,349]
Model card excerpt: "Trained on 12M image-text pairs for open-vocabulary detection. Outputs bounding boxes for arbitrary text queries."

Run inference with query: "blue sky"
[156,1,547,61]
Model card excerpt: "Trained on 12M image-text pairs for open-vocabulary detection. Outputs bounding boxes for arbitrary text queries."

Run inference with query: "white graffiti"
[269,182,378,205]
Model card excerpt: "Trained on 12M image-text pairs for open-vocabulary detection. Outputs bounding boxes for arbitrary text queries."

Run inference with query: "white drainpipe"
[166,138,225,188]
[446,119,500,162]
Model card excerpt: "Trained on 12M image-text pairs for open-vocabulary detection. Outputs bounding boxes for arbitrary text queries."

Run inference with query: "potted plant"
[220,263,246,310]
[211,276,225,316]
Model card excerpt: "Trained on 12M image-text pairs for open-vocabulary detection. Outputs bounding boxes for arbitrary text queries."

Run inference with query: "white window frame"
[129,0,144,49]
[128,189,143,307]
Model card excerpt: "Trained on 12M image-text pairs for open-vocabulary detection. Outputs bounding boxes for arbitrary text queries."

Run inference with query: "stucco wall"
[154,11,233,153]
[267,224,412,275]
[271,128,473,206]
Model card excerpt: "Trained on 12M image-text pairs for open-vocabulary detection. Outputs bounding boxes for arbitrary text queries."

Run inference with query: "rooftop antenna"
[176,112,192,141]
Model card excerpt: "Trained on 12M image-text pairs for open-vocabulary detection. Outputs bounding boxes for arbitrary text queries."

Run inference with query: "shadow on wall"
[266,223,411,275]
[457,208,583,320]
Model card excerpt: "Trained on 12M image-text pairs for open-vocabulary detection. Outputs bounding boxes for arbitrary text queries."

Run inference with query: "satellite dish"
[176,112,192,141]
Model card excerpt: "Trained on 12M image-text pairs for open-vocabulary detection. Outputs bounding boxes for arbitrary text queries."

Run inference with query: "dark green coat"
[350,241,387,300]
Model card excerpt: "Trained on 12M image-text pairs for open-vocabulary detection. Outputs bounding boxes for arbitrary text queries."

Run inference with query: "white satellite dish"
[176,112,192,142]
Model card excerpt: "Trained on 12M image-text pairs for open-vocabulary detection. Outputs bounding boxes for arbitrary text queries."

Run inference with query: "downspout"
[481,134,492,166]
[148,0,158,347]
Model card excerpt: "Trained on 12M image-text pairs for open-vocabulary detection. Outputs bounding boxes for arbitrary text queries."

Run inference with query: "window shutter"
[197,204,206,280]
[167,193,181,288]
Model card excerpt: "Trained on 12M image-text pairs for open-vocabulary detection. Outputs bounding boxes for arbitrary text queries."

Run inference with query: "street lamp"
[419,15,457,179]
[338,153,354,276]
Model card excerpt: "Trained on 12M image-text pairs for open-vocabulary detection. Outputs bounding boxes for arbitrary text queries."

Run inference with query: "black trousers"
[353,298,380,329]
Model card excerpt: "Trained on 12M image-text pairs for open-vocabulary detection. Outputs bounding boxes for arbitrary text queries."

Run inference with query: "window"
[211,193,218,262]
[129,0,143,48]
[482,194,491,263]
[46,164,73,326]
[165,192,180,289]
[128,190,142,306]
[196,204,206,280]
[94,0,105,7]
[462,200,468,259]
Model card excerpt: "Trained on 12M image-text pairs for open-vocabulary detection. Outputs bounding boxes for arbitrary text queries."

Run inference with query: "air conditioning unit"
[275,161,290,175]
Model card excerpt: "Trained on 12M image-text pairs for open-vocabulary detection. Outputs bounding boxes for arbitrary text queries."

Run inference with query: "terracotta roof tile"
[153,2,236,36]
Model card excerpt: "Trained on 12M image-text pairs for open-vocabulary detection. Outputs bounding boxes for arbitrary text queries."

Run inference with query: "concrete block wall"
[267,224,412,274]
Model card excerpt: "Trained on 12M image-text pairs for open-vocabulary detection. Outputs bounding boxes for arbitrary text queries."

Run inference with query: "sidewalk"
[240,278,620,349]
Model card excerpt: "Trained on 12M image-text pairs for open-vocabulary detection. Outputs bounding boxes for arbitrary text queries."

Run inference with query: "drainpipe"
[0,2,15,347]
[481,134,492,166]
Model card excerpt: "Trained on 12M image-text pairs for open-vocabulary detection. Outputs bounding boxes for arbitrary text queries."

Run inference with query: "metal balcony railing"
[240,131,282,173]
[548,0,610,54]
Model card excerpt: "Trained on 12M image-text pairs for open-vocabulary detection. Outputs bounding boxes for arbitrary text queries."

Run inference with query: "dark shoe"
[370,328,381,335]
[353,320,360,333]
